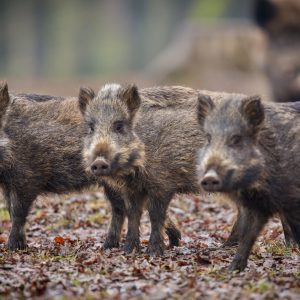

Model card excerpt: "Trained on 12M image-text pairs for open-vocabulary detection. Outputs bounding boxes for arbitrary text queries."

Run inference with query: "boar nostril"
[90,159,110,175]
[201,170,222,191]
[100,163,108,170]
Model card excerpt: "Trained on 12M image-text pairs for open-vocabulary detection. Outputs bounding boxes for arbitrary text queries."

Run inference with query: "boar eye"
[230,135,242,146]
[113,121,125,134]
[88,122,95,134]
[206,133,212,144]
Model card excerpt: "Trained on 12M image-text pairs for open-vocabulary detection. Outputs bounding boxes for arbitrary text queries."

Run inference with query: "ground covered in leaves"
[0,190,299,299]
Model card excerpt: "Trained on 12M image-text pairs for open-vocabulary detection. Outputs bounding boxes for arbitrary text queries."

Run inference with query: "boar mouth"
[200,168,235,193]
[110,149,144,174]
[210,166,262,192]
[234,165,263,189]
[89,148,144,178]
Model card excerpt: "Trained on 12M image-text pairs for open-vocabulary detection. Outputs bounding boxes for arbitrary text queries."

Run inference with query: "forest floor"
[0,190,299,299]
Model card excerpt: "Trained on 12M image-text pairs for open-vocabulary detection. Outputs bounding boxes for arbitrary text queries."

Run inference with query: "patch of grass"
[266,243,291,256]
[46,218,71,230]
[71,278,81,286]
[87,213,106,225]
[267,268,284,278]
[206,267,228,280]
[244,280,273,294]
[0,208,10,221]
[293,271,300,277]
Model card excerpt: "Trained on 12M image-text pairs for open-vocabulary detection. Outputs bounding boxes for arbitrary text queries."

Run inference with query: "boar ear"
[121,85,141,119]
[197,94,214,126]
[78,86,95,114]
[0,81,10,121]
[240,95,264,127]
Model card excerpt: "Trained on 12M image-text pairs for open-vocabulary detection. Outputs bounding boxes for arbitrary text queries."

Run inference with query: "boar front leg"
[222,206,243,248]
[7,191,34,251]
[147,192,173,256]
[229,207,268,271]
[284,212,300,247]
[280,214,296,247]
[165,215,181,248]
[103,184,126,249]
[123,190,146,254]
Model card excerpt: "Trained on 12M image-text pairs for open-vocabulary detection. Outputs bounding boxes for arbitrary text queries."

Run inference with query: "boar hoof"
[167,229,181,248]
[7,235,27,251]
[228,254,247,272]
[103,237,120,250]
[147,242,165,256]
[169,236,180,248]
[123,239,140,254]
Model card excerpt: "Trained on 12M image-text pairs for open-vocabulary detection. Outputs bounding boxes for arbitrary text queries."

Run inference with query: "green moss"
[0,208,10,221]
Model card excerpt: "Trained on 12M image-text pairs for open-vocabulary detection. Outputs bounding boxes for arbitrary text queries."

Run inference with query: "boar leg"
[165,215,181,248]
[103,185,126,249]
[7,191,34,251]
[280,214,296,247]
[222,206,242,248]
[284,214,300,246]
[123,190,146,254]
[147,193,173,256]
[229,208,268,271]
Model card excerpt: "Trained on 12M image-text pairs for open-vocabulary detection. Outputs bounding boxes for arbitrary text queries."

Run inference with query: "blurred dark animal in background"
[254,0,300,102]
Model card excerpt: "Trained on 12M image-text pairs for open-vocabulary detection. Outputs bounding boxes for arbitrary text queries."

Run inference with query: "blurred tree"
[0,0,254,79]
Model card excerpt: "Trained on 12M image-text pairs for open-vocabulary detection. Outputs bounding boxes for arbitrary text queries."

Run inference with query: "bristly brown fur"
[3,84,196,251]
[81,84,292,256]
[197,94,300,271]
[1,87,98,251]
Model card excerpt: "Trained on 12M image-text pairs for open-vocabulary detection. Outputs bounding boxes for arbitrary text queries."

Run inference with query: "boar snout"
[90,157,111,176]
[201,169,222,192]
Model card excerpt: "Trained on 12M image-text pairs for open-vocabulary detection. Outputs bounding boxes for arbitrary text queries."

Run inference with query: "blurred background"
[0,0,299,101]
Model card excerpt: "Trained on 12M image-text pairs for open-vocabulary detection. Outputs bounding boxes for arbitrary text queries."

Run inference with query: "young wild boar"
[78,84,204,256]
[79,85,295,256]
[0,83,94,250]
[254,0,300,102]
[0,83,14,176]
[0,82,181,251]
[197,93,300,271]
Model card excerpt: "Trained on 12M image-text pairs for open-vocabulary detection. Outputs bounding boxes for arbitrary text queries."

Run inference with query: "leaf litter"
[0,190,299,299]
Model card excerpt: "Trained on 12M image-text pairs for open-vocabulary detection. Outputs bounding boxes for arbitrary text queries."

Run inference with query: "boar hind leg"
[284,215,300,247]
[222,207,243,248]
[165,215,181,248]
[123,190,146,254]
[103,185,126,249]
[280,214,296,247]
[7,191,34,251]
[147,193,173,256]
[229,208,268,272]
[222,220,240,247]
